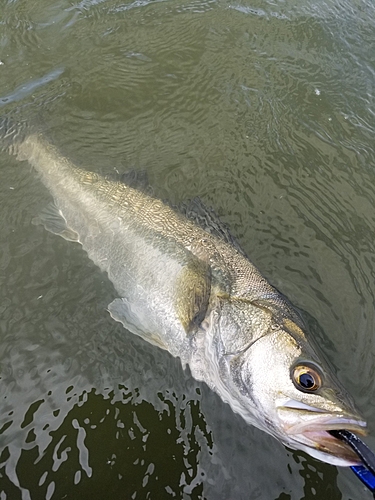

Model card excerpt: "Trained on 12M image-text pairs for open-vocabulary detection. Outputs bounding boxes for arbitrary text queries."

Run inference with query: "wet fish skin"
[10,132,366,467]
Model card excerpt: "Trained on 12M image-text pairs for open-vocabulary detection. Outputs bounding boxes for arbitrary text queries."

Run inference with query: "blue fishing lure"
[351,465,375,496]
[330,430,375,497]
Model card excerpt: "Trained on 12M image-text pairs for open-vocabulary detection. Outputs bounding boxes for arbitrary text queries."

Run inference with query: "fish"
[4,129,367,468]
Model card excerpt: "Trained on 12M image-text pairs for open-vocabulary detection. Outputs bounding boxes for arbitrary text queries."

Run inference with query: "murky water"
[1,0,375,498]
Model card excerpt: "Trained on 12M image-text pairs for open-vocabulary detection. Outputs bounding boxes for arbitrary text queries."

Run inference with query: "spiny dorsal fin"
[178,197,248,258]
[114,171,246,256]
[108,168,154,196]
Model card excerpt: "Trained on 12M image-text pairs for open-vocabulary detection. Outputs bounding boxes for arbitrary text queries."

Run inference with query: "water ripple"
[2,0,375,498]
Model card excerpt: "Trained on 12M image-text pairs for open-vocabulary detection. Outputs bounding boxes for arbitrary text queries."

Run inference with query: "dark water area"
[1,0,375,498]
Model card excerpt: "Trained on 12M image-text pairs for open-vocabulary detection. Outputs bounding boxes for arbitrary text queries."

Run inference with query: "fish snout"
[276,401,367,466]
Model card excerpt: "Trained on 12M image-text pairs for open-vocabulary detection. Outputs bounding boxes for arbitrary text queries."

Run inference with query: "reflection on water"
[1,0,375,498]
[3,389,211,499]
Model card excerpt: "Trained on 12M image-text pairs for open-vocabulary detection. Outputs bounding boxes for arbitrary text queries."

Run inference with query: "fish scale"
[6,130,368,469]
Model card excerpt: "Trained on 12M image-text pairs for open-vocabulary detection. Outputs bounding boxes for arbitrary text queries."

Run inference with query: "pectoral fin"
[175,258,211,334]
[108,298,168,350]
[32,202,79,242]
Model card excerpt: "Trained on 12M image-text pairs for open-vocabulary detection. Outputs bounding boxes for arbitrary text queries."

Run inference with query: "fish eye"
[291,363,322,392]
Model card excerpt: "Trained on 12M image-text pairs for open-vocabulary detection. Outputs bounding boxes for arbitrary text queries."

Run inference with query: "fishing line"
[329,429,375,497]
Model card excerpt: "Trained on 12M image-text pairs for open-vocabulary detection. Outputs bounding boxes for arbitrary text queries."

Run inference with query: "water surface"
[1,0,375,498]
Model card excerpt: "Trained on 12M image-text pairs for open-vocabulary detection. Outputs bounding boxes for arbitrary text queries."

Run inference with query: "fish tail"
[0,115,30,156]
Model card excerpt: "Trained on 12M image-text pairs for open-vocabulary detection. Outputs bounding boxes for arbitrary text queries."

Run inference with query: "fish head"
[216,299,366,466]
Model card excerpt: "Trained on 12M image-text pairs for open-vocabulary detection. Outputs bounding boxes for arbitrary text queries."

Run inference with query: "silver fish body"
[11,133,366,467]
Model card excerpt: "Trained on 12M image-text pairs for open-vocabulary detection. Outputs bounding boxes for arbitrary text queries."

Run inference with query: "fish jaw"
[277,403,367,466]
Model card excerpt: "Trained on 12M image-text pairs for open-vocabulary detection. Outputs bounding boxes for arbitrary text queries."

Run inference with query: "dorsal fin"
[113,171,247,257]
[178,197,248,257]
[107,168,154,196]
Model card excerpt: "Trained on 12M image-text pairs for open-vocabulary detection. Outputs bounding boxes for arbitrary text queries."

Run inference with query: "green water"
[1,0,375,498]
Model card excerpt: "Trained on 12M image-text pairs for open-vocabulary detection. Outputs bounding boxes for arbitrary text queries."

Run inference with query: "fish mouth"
[277,401,367,466]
